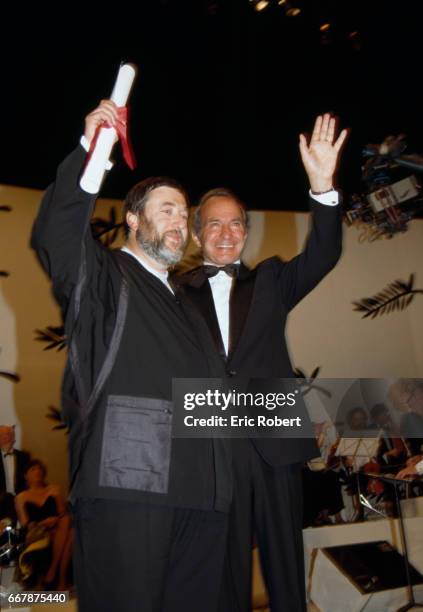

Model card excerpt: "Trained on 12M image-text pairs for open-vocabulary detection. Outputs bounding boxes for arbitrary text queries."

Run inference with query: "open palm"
[299,113,348,191]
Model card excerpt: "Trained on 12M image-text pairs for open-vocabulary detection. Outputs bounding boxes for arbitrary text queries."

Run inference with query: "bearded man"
[31,100,231,612]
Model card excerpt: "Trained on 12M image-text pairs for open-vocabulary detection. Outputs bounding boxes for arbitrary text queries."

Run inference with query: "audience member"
[0,425,30,496]
[388,380,423,456]
[370,403,408,468]
[15,460,72,590]
[0,425,30,530]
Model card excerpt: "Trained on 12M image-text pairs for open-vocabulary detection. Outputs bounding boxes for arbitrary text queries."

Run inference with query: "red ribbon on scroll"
[88,106,136,170]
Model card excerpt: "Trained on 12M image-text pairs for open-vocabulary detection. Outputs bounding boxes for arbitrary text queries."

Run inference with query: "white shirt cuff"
[309,189,339,206]
[416,459,423,475]
[79,135,113,171]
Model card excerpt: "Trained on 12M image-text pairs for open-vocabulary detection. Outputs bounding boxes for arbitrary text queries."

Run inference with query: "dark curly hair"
[24,459,47,480]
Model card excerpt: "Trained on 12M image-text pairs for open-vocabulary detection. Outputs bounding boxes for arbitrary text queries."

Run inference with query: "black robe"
[31,145,231,511]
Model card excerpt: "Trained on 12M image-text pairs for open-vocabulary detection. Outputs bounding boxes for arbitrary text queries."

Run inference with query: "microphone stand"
[361,473,423,611]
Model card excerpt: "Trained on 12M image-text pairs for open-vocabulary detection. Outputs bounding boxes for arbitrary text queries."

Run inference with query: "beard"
[136,216,187,267]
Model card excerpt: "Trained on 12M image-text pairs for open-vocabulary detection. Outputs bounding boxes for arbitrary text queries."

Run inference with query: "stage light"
[286,6,301,17]
[320,22,333,45]
[278,0,301,17]
[250,0,270,11]
[348,30,362,51]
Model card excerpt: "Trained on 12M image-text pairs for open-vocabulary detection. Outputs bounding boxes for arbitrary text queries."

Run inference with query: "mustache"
[165,229,184,240]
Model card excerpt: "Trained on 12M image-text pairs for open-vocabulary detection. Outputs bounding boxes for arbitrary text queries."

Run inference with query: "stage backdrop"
[1,182,422,489]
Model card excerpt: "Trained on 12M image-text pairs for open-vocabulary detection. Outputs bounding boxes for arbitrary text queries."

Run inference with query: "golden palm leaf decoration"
[34,326,66,351]
[353,274,423,319]
[91,207,124,247]
[0,370,20,383]
[45,405,68,432]
[293,367,332,398]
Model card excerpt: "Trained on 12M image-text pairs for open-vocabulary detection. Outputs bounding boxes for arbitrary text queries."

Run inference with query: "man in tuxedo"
[0,425,30,528]
[177,114,346,611]
[31,100,231,612]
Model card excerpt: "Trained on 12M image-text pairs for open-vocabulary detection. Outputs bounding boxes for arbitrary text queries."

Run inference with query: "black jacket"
[31,146,231,511]
[176,199,342,466]
[0,449,30,495]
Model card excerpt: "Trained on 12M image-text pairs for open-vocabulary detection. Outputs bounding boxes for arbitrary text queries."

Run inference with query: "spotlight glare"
[320,23,331,32]
[254,0,269,11]
[286,6,301,17]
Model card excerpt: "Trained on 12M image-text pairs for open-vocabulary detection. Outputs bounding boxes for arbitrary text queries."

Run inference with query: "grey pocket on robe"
[99,395,172,493]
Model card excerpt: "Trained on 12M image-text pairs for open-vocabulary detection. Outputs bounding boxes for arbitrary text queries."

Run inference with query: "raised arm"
[30,101,119,307]
[277,114,347,310]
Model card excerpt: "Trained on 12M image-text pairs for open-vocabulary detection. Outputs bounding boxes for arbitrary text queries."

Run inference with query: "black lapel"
[176,264,256,363]
[228,264,256,361]
[180,270,227,361]
[177,294,226,376]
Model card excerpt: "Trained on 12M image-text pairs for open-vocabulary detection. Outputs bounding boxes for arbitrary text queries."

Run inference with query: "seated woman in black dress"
[14,459,72,590]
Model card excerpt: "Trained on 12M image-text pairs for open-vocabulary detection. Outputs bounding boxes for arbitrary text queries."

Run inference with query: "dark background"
[2,0,423,211]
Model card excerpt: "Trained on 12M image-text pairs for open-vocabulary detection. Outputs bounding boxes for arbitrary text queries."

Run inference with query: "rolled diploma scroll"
[80,63,137,194]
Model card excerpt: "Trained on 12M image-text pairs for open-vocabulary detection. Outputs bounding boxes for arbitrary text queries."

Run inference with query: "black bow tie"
[203,264,240,278]
[2,451,13,457]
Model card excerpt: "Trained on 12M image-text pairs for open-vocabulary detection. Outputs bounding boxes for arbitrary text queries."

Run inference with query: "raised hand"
[299,113,348,193]
[84,99,119,145]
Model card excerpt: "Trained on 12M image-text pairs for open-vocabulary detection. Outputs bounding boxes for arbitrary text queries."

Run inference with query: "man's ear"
[126,212,139,234]
[192,231,202,249]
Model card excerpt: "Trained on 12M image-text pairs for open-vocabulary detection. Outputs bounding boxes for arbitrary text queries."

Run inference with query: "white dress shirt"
[308,190,339,206]
[206,262,238,356]
[1,450,15,495]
